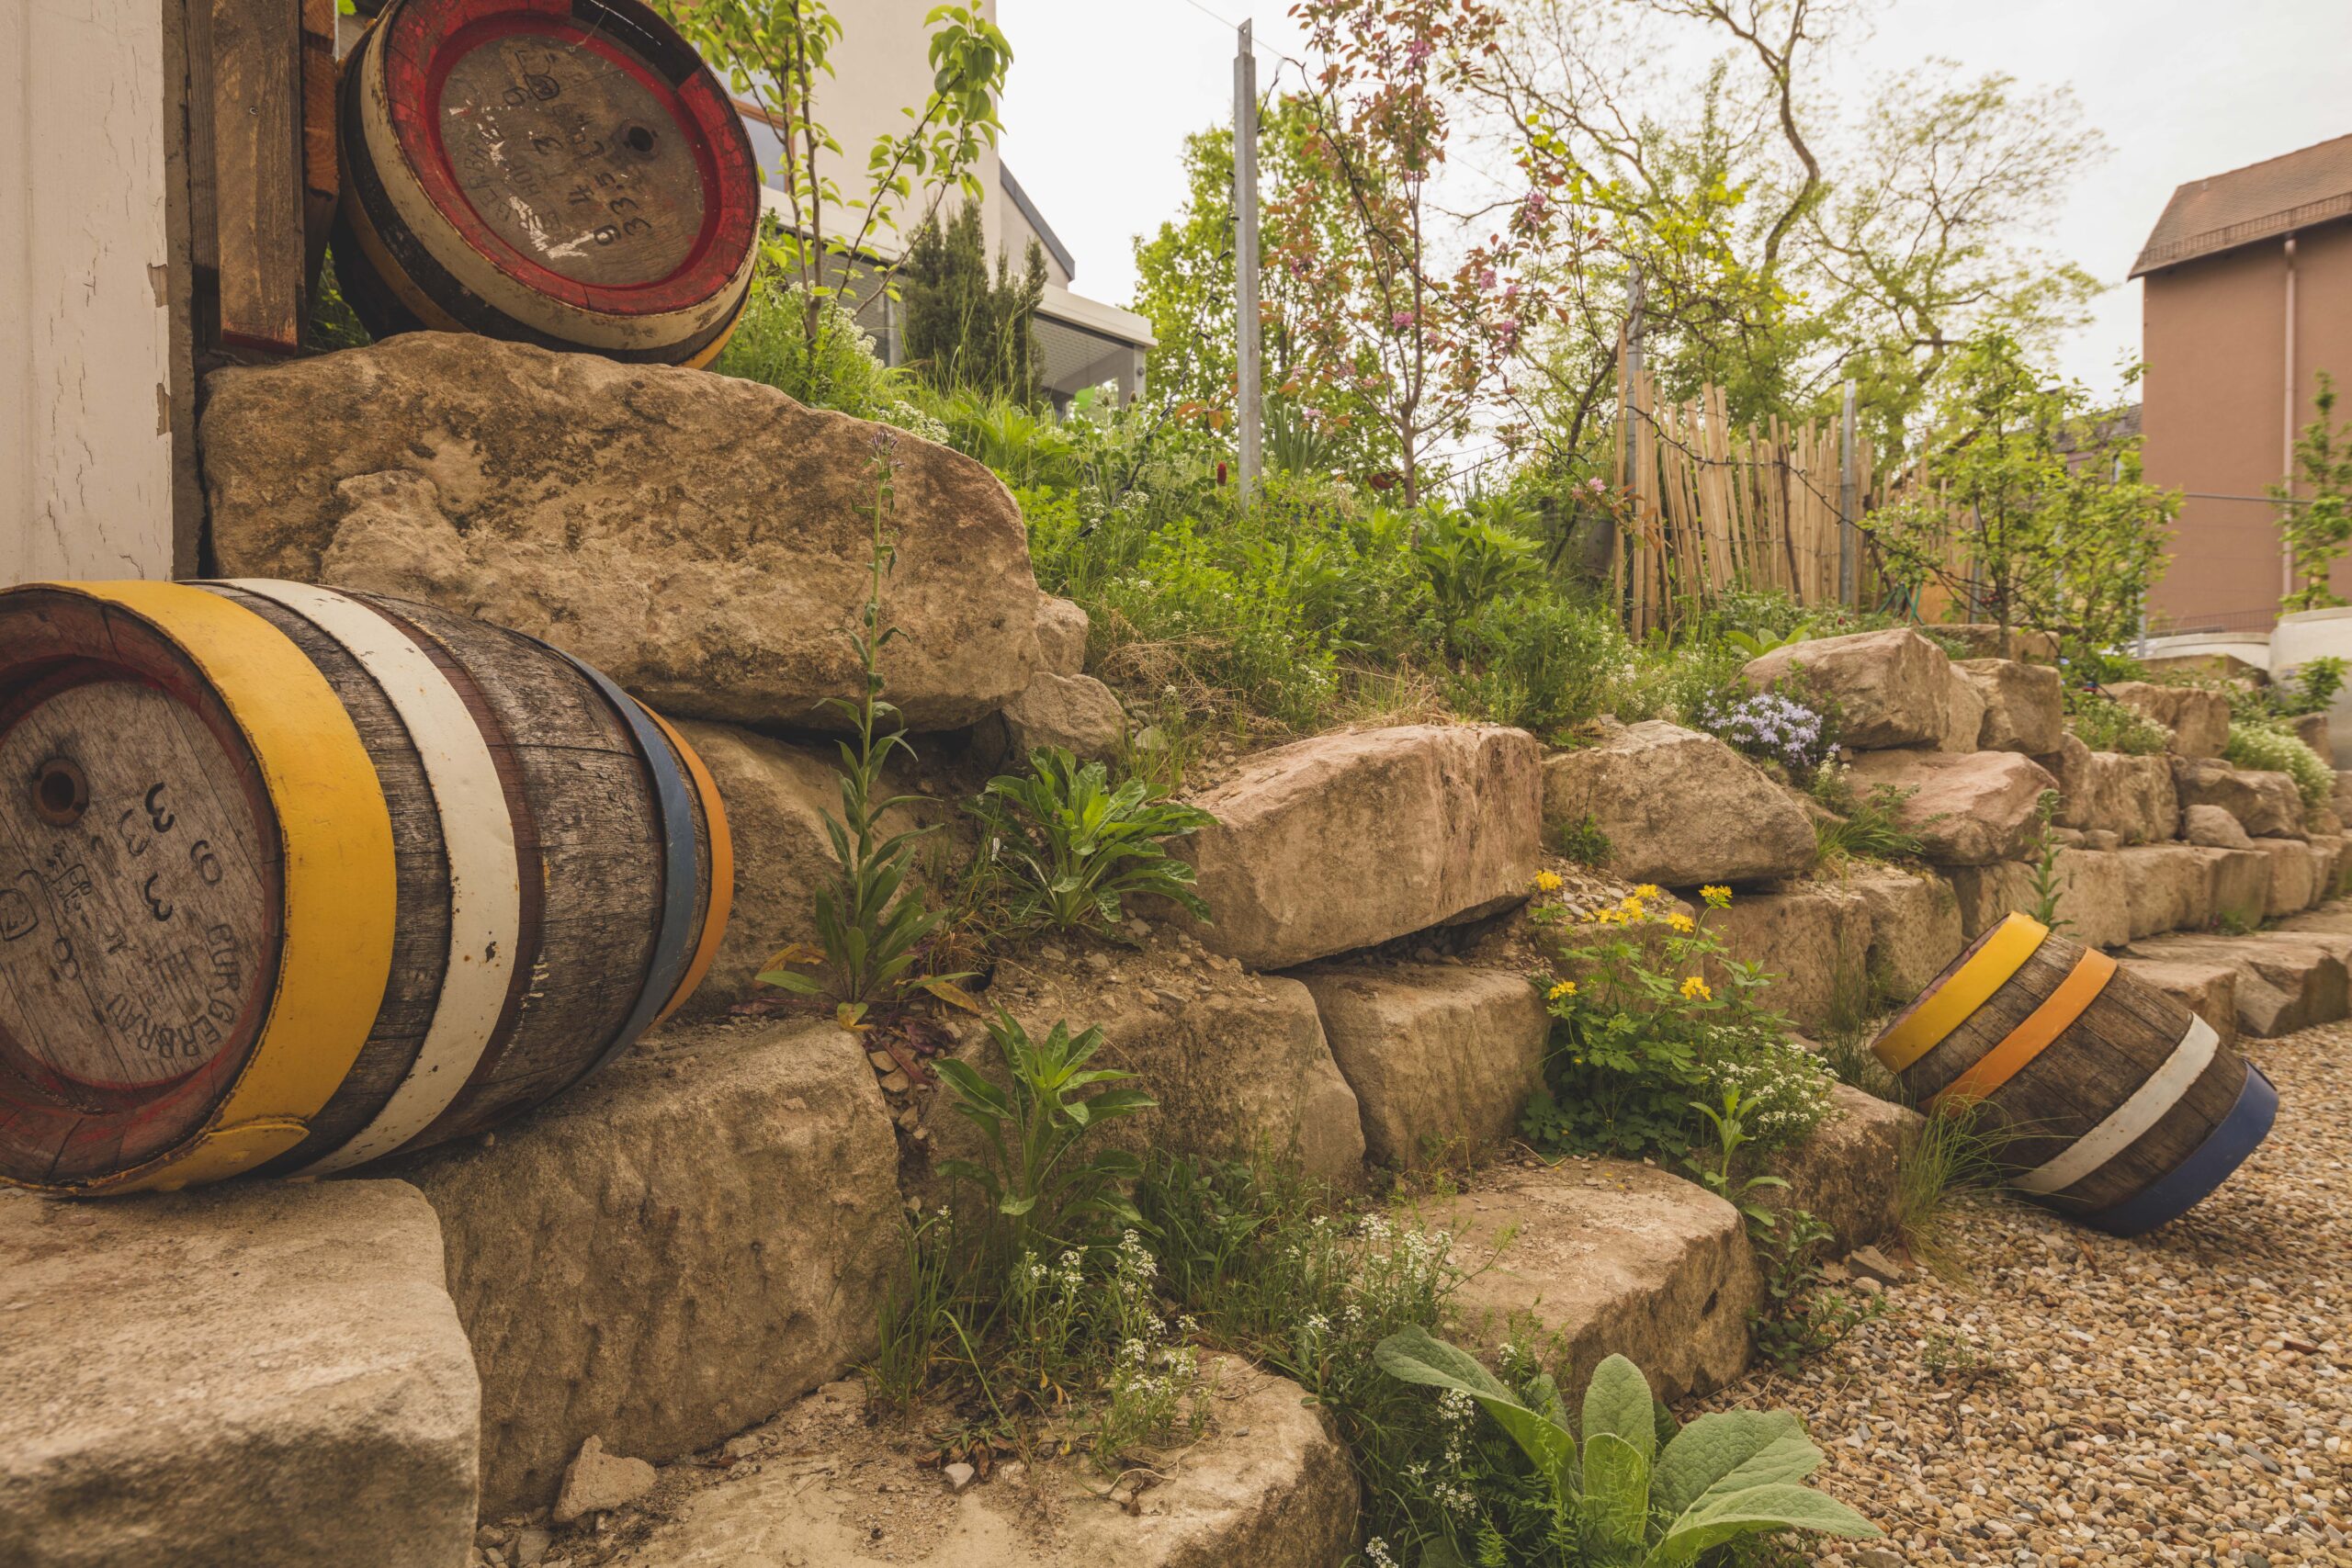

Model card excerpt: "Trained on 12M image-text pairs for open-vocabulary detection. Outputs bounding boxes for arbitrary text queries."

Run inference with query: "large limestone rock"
[1741,627,1952,750]
[2041,737,2177,844]
[1294,964,1549,1168]
[1034,594,1091,676]
[201,333,1041,730]
[1437,1162,1759,1402]
[2292,711,2333,761]
[1538,721,1814,886]
[2126,929,2352,1038]
[2194,845,2276,931]
[1846,749,2057,865]
[976,671,1128,765]
[1934,664,1985,753]
[390,1021,904,1515]
[609,1357,1357,1568]
[1847,867,1966,1000]
[1173,725,1541,970]
[1957,658,2064,754]
[0,1182,478,1568]
[2175,758,2304,840]
[1702,881,1872,1032]
[1943,851,2131,950]
[1763,1084,1917,1253]
[670,719,949,1018]
[2185,803,2255,848]
[2253,837,2321,917]
[2118,956,2240,1052]
[2104,682,2233,759]
[2117,845,2218,940]
[923,946,1368,1190]
[1934,625,2062,663]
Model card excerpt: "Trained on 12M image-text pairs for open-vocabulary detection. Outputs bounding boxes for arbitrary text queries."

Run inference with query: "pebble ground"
[1704,1022,2352,1567]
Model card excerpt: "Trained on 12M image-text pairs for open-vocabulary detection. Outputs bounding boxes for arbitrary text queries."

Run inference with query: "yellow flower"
[1619,895,1645,914]
[1635,884,1661,900]
[1680,976,1713,1001]
[1548,979,1578,1001]
[1701,885,1734,908]
[1668,912,1695,934]
[1533,871,1564,894]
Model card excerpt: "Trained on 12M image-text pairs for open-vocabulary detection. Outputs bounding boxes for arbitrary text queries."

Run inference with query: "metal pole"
[1838,378,1858,608]
[1233,21,1262,501]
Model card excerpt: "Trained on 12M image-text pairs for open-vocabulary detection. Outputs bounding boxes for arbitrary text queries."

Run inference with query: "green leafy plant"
[1747,1208,1882,1372]
[1684,1086,1791,1231]
[1554,812,1613,868]
[1724,623,1814,659]
[934,1011,1156,1263]
[1414,502,1542,650]
[2224,718,2335,812]
[1897,1100,2018,1274]
[1374,1330,1880,1562]
[2276,654,2349,718]
[716,267,945,438]
[1812,767,1927,868]
[2021,788,2071,934]
[968,748,1217,934]
[759,441,975,1027]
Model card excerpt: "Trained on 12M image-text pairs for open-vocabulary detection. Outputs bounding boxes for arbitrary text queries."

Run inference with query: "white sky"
[997,0,2349,403]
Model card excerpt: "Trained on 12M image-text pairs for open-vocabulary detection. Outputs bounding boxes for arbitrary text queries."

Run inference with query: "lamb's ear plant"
[967,747,1217,934]
[759,435,976,1027]
[1374,1328,1881,1563]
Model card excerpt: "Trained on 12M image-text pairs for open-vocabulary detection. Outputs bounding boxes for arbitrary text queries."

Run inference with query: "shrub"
[1553,811,1612,868]
[1521,885,1832,1163]
[1444,592,1634,737]
[1811,763,1925,868]
[2065,690,2172,755]
[899,204,1045,402]
[2224,718,2334,810]
[2278,654,2349,717]
[967,748,1217,935]
[715,273,945,440]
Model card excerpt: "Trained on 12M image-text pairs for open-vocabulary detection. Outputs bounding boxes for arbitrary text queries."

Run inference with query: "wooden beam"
[209,0,305,356]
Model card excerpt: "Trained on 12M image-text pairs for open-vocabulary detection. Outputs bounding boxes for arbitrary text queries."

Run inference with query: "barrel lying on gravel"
[0,581,730,1193]
[1872,912,2274,1235]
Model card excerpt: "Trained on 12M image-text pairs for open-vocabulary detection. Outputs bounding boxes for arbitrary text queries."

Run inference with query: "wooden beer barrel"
[335,0,761,367]
[1871,913,2275,1235]
[0,581,733,1195]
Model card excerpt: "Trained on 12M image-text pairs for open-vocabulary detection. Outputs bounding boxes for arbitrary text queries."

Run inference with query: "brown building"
[2134,133,2352,634]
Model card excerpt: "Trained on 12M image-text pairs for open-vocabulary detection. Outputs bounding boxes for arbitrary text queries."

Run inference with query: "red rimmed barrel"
[336,0,761,366]
[0,581,732,1195]
[1871,913,2275,1235]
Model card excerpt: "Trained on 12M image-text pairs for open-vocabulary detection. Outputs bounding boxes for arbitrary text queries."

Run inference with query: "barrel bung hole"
[623,124,656,154]
[33,757,88,827]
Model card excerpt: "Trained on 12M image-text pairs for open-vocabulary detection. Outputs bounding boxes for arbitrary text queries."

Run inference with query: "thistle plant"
[760,434,975,1028]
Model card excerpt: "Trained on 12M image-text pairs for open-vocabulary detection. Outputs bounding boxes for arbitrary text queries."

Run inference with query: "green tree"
[899,204,1046,402]
[1865,332,2176,656]
[653,0,1010,362]
[2275,371,2352,613]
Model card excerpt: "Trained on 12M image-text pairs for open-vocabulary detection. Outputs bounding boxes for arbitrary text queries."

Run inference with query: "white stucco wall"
[1,0,178,585]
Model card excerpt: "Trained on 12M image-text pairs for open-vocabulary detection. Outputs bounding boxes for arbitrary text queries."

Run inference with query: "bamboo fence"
[1610,367,1940,636]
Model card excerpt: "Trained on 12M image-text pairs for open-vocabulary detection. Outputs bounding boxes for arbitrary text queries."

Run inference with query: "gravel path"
[1702,1022,2352,1567]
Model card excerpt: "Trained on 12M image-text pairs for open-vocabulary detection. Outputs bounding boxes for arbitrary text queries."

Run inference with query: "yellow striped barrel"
[1871,913,2274,1235]
[0,581,731,1194]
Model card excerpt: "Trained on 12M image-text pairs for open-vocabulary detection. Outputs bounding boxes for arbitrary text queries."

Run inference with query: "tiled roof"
[2130,132,2352,277]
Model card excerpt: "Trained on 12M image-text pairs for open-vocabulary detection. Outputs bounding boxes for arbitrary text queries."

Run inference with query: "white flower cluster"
[1710,1040,1835,1141]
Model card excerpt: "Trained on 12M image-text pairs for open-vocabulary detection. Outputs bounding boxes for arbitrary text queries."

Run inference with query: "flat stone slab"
[2124,930,2352,1038]
[2117,957,2241,1052]
[1433,1159,1758,1402]
[0,1181,478,1568]
[606,1357,1356,1568]
[1702,880,1871,1032]
[1294,963,1547,1168]
[1538,719,1814,886]
[389,1019,904,1517]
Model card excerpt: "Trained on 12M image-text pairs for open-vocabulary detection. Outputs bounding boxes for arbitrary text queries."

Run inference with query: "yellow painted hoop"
[1930,948,2117,1112]
[59,582,398,1192]
[1873,912,2049,1075]
[641,705,734,1028]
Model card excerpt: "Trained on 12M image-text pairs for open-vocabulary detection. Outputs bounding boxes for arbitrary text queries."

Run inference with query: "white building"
[733,0,1155,405]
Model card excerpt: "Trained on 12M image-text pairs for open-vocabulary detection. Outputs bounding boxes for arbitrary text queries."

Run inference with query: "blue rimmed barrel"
[335,0,762,366]
[1871,913,2275,1235]
[0,581,732,1194]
